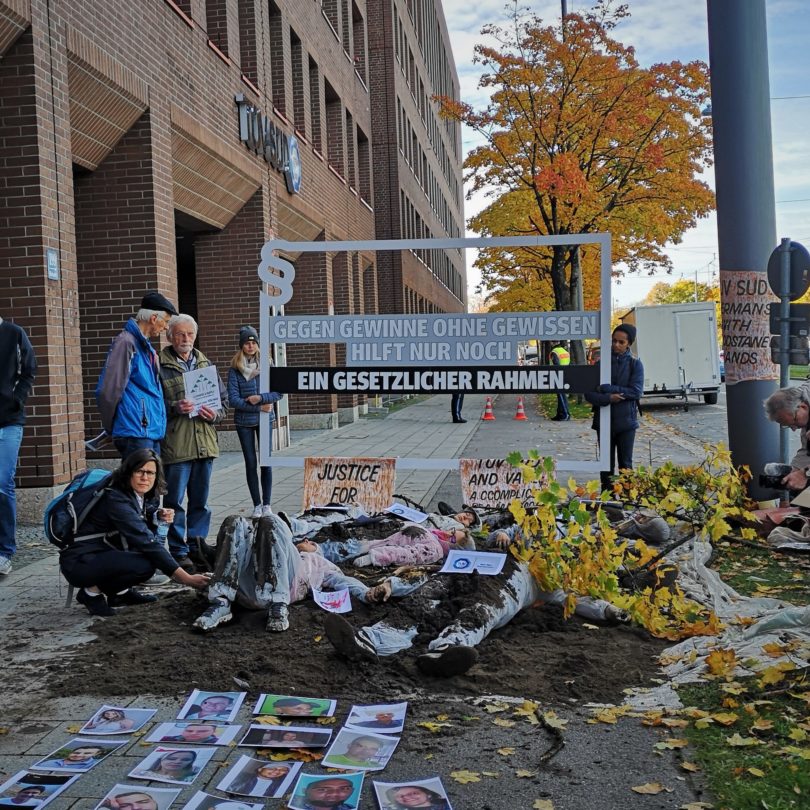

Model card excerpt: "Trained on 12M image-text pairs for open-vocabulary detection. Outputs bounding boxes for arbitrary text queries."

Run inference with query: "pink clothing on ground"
[364,527,446,566]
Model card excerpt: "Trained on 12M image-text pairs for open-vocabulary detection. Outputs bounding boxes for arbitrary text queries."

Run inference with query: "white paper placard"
[183,366,222,416]
[439,549,507,575]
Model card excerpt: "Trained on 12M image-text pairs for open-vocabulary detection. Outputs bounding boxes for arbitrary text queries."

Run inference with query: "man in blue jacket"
[96,292,178,459]
[0,317,37,576]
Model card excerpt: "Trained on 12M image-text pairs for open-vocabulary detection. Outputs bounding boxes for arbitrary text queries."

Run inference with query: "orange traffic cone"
[482,396,496,421]
[514,396,527,420]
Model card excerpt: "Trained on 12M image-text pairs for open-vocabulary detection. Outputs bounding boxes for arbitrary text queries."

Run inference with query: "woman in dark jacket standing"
[584,324,644,490]
[60,448,211,616]
[227,326,283,518]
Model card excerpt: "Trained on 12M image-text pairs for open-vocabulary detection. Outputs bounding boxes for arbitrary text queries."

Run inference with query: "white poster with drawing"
[439,550,507,576]
[183,366,222,416]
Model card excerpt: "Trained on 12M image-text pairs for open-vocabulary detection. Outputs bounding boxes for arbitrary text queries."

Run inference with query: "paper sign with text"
[460,457,554,509]
[303,457,396,512]
[439,550,507,576]
[183,366,222,416]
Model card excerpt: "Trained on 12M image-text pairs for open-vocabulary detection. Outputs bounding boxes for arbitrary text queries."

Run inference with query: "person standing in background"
[450,392,465,423]
[550,342,571,421]
[227,326,283,518]
[95,292,178,459]
[159,315,227,572]
[0,317,37,577]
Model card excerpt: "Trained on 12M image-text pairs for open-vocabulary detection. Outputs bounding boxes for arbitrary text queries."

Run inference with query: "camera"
[758,462,793,489]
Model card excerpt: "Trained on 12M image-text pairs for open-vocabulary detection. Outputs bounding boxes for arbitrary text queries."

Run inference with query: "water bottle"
[156,518,170,542]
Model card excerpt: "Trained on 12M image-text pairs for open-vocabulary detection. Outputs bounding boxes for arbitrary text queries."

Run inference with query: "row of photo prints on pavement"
[0,689,453,810]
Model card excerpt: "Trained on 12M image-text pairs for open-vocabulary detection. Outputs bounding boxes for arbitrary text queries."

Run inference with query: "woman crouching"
[60,449,211,616]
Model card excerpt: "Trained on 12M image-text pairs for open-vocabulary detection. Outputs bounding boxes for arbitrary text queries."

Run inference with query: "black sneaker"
[416,645,478,677]
[323,614,377,661]
[436,501,457,516]
[108,589,158,607]
[76,588,116,617]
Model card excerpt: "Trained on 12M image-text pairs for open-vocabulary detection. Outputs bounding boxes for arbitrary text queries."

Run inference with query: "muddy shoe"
[416,645,478,677]
[76,588,116,617]
[108,589,157,607]
[324,614,377,661]
[437,501,457,516]
[266,602,289,632]
[193,600,233,632]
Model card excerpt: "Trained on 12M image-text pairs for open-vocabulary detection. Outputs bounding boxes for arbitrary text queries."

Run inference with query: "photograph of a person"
[31,738,125,773]
[238,724,332,749]
[80,706,156,736]
[180,791,262,810]
[321,730,399,771]
[345,702,407,734]
[373,778,453,810]
[145,722,241,747]
[0,772,79,808]
[253,694,336,717]
[95,784,181,810]
[178,691,245,723]
[129,747,215,785]
[287,773,363,810]
[215,755,301,799]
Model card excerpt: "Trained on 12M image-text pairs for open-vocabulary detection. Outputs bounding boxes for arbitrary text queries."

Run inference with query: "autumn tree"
[438,1,715,330]
[644,279,720,306]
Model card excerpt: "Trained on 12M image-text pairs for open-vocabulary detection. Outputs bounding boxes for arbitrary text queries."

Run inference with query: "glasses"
[133,469,157,478]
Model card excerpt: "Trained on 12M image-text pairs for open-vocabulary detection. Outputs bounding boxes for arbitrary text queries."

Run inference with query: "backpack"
[44,469,113,549]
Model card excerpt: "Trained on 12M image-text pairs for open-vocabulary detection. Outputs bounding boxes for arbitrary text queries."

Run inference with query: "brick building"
[0,0,464,507]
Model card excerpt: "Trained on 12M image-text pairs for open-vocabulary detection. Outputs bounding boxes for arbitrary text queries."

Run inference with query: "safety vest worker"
[550,345,570,366]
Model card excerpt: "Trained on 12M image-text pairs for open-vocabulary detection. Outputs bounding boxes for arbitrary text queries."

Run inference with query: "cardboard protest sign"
[460,457,553,509]
[303,457,395,512]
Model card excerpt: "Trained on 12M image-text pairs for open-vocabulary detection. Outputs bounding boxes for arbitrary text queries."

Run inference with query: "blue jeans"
[113,436,160,460]
[236,425,272,507]
[0,424,23,558]
[164,458,214,558]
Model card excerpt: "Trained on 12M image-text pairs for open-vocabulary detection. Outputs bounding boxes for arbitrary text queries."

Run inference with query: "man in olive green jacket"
[159,314,228,571]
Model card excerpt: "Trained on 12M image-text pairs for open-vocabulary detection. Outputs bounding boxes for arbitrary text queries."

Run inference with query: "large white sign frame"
[259,234,612,473]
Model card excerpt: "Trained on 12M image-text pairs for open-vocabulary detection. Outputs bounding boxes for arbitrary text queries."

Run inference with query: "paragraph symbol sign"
[258,241,296,307]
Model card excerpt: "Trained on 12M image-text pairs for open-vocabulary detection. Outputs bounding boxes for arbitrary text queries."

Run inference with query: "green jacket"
[158,347,228,465]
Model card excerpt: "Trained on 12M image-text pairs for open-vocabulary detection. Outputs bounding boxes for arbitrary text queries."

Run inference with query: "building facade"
[0,0,464,505]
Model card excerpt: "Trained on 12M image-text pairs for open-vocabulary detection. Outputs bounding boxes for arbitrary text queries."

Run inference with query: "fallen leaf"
[750,718,774,732]
[450,770,481,784]
[483,702,510,713]
[631,782,670,795]
[417,721,451,733]
[662,717,689,729]
[532,800,554,809]
[542,711,568,731]
[747,767,765,777]
[680,761,701,772]
[679,803,714,809]
[493,718,516,728]
[655,738,688,750]
[481,771,499,778]
[255,716,282,726]
[710,713,738,726]
[705,648,737,678]
[726,733,762,747]
[788,728,808,742]
[497,747,515,756]
[515,769,537,778]
[436,714,450,721]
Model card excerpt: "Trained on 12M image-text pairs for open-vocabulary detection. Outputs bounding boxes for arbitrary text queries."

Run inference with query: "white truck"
[621,302,722,410]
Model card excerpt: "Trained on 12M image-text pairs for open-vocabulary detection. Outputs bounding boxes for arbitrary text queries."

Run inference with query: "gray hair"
[167,314,198,337]
[135,308,165,323]
[763,386,806,420]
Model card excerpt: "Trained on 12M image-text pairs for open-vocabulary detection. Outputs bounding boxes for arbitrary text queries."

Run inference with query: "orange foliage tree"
[437,1,715,318]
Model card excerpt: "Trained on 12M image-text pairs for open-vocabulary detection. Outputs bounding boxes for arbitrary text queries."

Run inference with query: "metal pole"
[779,237,791,464]
[707,0,779,499]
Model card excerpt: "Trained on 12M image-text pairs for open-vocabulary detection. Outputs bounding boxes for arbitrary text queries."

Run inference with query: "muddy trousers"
[357,564,616,656]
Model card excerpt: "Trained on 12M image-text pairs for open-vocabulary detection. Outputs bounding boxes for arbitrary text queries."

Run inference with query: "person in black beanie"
[584,323,644,491]
[0,318,37,576]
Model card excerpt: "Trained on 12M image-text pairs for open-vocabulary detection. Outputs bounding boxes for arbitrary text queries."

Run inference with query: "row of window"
[400,189,464,301]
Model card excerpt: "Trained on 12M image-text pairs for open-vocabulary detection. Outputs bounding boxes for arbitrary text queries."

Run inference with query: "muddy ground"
[46,553,669,707]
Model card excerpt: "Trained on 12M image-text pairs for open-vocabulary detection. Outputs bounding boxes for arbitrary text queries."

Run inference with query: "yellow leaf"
[679,804,714,809]
[533,801,554,809]
[747,767,765,777]
[417,721,451,733]
[542,711,568,730]
[493,718,516,728]
[631,782,670,795]
[779,746,810,760]
[436,714,449,721]
[450,770,481,784]
[515,769,537,778]
[497,747,515,756]
[705,648,737,678]
[314,635,322,642]
[255,716,282,726]
[710,713,738,726]
[481,771,499,778]
[788,728,808,742]
[662,717,689,729]
[680,761,701,772]
[655,738,688,750]
[726,733,762,747]
[483,702,510,713]
[750,718,774,732]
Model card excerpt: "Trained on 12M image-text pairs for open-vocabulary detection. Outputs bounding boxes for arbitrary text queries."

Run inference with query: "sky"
[442,0,810,311]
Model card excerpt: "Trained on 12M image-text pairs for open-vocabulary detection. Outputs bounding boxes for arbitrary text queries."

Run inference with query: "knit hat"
[239,325,259,347]
[613,323,637,345]
[140,291,178,316]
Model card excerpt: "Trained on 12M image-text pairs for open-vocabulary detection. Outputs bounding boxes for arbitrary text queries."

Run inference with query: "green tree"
[644,279,719,305]
[438,1,715,322]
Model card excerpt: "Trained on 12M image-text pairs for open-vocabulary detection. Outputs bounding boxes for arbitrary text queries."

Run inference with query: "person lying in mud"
[192,513,421,632]
[278,504,482,543]
[324,522,629,677]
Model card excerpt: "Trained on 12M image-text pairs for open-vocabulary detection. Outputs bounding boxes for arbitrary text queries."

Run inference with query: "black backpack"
[44,469,112,549]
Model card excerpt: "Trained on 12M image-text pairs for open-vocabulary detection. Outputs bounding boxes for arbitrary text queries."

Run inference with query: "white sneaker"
[193,600,233,631]
[0,554,12,576]
[261,505,273,518]
[251,505,264,519]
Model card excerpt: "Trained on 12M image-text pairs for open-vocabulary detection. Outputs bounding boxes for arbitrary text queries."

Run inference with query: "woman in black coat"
[60,448,211,616]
